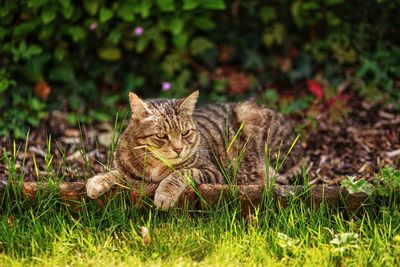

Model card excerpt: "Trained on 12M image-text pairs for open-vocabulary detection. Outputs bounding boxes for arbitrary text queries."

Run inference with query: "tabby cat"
[86,91,304,209]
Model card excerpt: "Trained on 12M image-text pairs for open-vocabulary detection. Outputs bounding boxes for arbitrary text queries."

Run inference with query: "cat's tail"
[275,156,310,185]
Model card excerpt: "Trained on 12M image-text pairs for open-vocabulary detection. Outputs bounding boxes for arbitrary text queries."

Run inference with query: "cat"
[86,91,305,209]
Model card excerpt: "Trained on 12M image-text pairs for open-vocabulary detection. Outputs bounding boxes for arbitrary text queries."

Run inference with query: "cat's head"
[126,91,200,165]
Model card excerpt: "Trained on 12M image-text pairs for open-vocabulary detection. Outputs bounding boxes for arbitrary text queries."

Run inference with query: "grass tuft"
[1,130,400,266]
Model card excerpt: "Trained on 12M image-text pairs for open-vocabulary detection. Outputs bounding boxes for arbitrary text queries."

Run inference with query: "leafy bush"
[1,0,400,137]
[374,166,400,206]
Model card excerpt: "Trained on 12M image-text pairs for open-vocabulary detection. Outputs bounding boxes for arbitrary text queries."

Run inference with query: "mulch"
[1,97,399,185]
[305,100,399,185]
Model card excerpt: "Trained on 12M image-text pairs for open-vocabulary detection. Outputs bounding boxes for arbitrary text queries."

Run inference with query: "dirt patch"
[1,98,399,185]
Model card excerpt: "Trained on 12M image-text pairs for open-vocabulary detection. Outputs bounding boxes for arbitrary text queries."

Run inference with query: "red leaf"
[307,80,324,100]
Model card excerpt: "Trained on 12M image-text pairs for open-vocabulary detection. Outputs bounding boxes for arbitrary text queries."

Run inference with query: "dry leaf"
[141,226,151,247]
[34,81,51,100]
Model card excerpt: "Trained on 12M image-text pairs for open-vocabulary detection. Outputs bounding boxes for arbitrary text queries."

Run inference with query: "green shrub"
[1,0,399,137]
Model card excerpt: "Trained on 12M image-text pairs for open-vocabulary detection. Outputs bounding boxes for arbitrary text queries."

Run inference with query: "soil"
[1,97,399,185]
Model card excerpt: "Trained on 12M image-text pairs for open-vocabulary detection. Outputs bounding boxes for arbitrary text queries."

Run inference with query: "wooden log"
[0,179,371,214]
[310,185,341,209]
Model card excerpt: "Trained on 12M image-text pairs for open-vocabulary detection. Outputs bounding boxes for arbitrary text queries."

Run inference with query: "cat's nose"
[173,147,183,155]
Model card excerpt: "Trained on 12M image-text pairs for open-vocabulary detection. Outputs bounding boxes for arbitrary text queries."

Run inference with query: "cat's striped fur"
[86,91,304,208]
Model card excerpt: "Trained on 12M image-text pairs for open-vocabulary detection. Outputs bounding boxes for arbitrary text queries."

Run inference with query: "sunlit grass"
[1,179,399,266]
[1,126,400,266]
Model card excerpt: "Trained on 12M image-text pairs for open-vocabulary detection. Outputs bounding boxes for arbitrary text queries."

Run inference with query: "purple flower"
[248,96,255,102]
[162,82,172,91]
[89,22,97,31]
[134,26,144,36]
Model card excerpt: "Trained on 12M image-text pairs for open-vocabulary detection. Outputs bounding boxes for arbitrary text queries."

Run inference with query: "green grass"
[1,179,400,266]
[1,132,400,266]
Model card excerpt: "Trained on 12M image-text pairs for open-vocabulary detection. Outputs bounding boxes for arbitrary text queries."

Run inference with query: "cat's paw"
[86,174,112,199]
[154,191,178,209]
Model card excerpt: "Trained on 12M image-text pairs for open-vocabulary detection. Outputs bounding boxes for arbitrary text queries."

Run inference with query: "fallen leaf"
[64,129,81,138]
[141,226,151,247]
[307,79,324,100]
[34,81,51,100]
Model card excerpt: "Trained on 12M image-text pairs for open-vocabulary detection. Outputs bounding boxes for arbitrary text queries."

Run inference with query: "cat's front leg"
[154,166,223,209]
[86,170,123,199]
[153,169,191,209]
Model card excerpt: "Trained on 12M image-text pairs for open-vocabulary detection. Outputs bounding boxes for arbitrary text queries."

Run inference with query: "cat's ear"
[129,92,152,117]
[179,90,199,116]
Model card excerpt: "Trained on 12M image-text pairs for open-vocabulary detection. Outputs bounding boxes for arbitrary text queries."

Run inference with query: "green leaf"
[49,62,75,82]
[172,33,188,49]
[330,233,358,246]
[57,0,71,9]
[14,21,38,37]
[0,78,15,92]
[116,7,134,21]
[162,53,183,75]
[29,97,46,111]
[61,4,74,19]
[0,1,17,18]
[83,0,99,16]
[340,176,374,195]
[0,27,7,40]
[327,0,344,4]
[190,37,215,56]
[138,1,152,18]
[194,17,215,31]
[183,0,199,10]
[123,73,145,92]
[169,18,184,35]
[303,2,320,10]
[259,6,276,23]
[24,53,50,82]
[27,0,49,8]
[156,0,175,12]
[88,110,111,122]
[106,30,122,45]
[99,7,113,23]
[41,6,57,24]
[67,113,78,125]
[135,37,149,53]
[291,1,303,27]
[201,0,225,10]
[27,45,43,56]
[263,89,278,102]
[152,35,166,54]
[54,46,67,61]
[98,46,122,61]
[67,26,85,42]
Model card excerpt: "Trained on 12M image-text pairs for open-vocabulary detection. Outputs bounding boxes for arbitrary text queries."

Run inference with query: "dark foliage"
[1,0,400,137]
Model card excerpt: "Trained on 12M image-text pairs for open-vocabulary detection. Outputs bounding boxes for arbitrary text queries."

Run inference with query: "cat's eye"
[155,133,167,139]
[182,130,191,136]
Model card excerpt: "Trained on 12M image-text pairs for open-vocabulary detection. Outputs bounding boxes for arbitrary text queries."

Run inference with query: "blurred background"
[1,0,400,139]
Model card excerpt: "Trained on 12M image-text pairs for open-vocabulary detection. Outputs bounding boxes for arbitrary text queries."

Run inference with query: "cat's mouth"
[165,153,188,162]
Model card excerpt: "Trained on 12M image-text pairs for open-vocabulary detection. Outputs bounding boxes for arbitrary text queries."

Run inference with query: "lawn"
[1,156,399,266]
